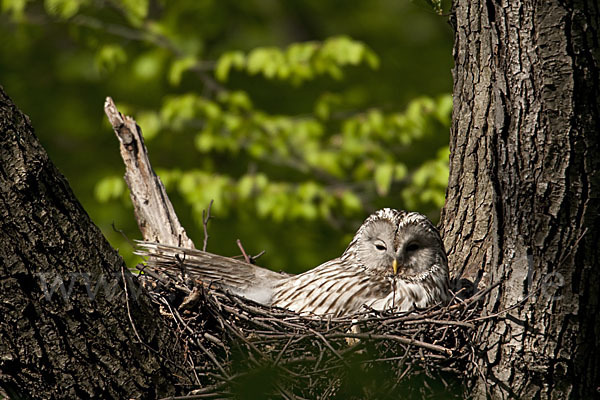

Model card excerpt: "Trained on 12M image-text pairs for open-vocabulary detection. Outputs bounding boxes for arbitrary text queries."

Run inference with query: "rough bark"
[441,0,600,398]
[0,87,192,398]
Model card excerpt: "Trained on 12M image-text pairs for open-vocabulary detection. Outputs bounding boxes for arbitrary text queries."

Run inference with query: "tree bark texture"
[441,0,599,398]
[0,87,192,398]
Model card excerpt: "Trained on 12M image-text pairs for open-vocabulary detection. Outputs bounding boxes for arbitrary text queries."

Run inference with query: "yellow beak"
[392,259,398,275]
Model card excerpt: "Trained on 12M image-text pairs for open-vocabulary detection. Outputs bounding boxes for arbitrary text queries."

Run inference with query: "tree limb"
[104,97,194,248]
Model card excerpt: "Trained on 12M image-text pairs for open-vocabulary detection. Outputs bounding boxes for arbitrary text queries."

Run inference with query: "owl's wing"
[271,259,392,316]
[135,241,287,305]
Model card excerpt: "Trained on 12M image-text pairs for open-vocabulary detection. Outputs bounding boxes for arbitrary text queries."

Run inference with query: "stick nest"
[138,262,490,399]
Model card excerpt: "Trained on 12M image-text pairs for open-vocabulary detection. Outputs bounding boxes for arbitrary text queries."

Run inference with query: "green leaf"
[168,56,197,86]
[202,101,221,120]
[94,176,125,202]
[314,93,341,120]
[248,141,267,158]
[223,113,242,131]
[366,109,384,135]
[237,175,255,199]
[156,168,181,190]
[363,48,380,69]
[133,51,165,80]
[220,36,378,85]
[254,173,269,190]
[325,64,343,80]
[314,99,330,120]
[374,163,394,196]
[136,111,161,140]
[394,163,408,180]
[305,151,343,177]
[286,42,318,64]
[95,44,127,73]
[178,172,200,196]
[297,181,320,201]
[227,91,253,111]
[44,0,82,19]
[215,51,245,81]
[247,48,279,75]
[2,0,30,20]
[340,190,362,213]
[195,131,214,152]
[434,94,453,125]
[116,0,148,26]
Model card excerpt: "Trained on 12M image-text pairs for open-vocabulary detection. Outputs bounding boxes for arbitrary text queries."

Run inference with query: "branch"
[202,200,213,251]
[104,97,194,248]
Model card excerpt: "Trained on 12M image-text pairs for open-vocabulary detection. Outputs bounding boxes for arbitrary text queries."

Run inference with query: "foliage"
[0,0,453,272]
[100,92,451,223]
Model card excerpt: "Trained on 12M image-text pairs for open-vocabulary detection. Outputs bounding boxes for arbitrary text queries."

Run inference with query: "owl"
[137,208,450,317]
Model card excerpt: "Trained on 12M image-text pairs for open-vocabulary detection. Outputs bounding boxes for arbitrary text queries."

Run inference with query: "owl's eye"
[374,240,387,251]
[406,243,420,252]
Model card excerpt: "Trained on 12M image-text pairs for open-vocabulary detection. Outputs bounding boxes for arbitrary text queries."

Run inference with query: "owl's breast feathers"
[271,259,448,317]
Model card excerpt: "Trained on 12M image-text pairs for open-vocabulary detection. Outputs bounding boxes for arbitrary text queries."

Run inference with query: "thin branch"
[236,239,251,264]
[202,200,214,252]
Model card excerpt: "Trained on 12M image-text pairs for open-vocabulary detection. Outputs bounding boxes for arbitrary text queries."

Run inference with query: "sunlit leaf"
[95,176,125,202]
[136,111,161,140]
[95,44,127,74]
[195,131,214,152]
[44,0,83,19]
[133,51,165,80]
[169,56,197,86]
[2,0,31,20]
[116,0,148,26]
[237,175,255,199]
[374,163,394,196]
[215,51,245,81]
[340,190,362,213]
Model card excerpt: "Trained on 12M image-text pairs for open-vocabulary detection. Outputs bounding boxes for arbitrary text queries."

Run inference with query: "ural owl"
[137,208,449,316]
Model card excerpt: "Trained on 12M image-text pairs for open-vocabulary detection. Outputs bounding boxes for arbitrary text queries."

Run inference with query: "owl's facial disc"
[394,225,441,278]
[350,219,399,276]
[392,240,420,275]
[346,209,447,283]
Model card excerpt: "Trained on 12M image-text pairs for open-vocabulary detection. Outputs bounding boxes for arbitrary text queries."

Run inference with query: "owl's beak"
[392,259,398,275]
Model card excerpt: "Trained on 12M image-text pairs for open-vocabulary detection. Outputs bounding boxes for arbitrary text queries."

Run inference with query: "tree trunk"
[0,87,192,398]
[441,0,600,398]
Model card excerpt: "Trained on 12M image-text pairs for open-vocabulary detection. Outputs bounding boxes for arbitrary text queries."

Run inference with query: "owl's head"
[342,208,448,281]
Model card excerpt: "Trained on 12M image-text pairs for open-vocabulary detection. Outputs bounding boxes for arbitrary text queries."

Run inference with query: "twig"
[121,265,145,346]
[202,200,213,252]
[111,221,136,248]
[236,239,251,264]
[139,258,501,397]
[250,250,266,263]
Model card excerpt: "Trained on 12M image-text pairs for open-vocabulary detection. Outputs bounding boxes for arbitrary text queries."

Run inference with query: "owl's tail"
[135,241,286,305]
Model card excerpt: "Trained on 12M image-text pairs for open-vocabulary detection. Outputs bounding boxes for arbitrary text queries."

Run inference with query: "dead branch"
[104,97,194,248]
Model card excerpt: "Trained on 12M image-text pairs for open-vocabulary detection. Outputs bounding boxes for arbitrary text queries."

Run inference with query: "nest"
[137,263,493,399]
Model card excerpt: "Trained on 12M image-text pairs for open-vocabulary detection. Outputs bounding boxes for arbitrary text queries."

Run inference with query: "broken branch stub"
[104,97,194,248]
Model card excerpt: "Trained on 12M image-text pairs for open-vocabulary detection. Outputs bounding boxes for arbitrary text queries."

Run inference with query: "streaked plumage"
[137,208,449,317]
